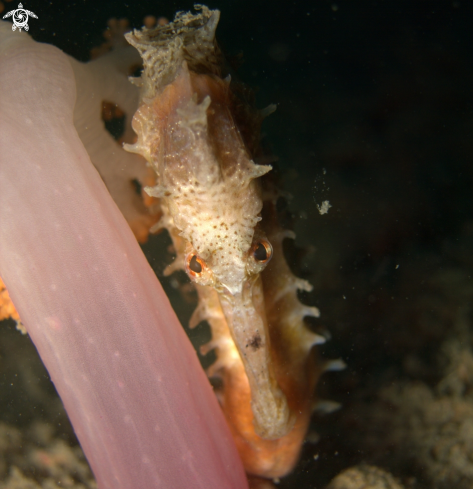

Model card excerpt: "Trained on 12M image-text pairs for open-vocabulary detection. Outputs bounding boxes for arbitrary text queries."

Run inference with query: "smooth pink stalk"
[0,23,247,489]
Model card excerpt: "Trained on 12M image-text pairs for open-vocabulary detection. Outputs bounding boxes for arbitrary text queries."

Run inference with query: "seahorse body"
[124,6,325,478]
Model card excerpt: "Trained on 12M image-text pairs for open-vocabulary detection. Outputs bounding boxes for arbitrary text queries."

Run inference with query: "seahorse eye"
[187,254,204,276]
[253,240,273,263]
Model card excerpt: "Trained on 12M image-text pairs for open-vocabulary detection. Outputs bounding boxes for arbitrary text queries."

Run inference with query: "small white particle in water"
[343,295,346,299]
[317,200,332,215]
[395,264,400,269]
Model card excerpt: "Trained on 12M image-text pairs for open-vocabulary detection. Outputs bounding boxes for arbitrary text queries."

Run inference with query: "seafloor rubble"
[0,422,96,489]
[1,1,473,488]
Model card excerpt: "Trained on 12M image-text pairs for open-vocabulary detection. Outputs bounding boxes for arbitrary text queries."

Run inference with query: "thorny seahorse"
[124,6,343,479]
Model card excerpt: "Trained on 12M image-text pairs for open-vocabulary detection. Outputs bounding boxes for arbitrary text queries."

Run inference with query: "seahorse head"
[125,17,294,441]
[132,61,273,295]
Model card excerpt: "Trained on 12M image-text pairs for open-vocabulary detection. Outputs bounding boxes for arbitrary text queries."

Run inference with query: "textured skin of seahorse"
[124,6,323,478]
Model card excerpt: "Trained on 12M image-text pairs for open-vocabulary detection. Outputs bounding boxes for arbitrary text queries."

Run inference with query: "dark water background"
[2,0,473,487]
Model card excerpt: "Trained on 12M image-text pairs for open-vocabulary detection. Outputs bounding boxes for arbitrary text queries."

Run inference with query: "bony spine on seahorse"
[124,5,340,478]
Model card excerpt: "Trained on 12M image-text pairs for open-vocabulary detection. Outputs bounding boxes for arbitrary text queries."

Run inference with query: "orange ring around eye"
[252,240,273,263]
[186,253,206,277]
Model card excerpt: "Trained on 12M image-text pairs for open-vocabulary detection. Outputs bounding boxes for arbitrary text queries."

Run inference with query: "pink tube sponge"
[0,22,247,489]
